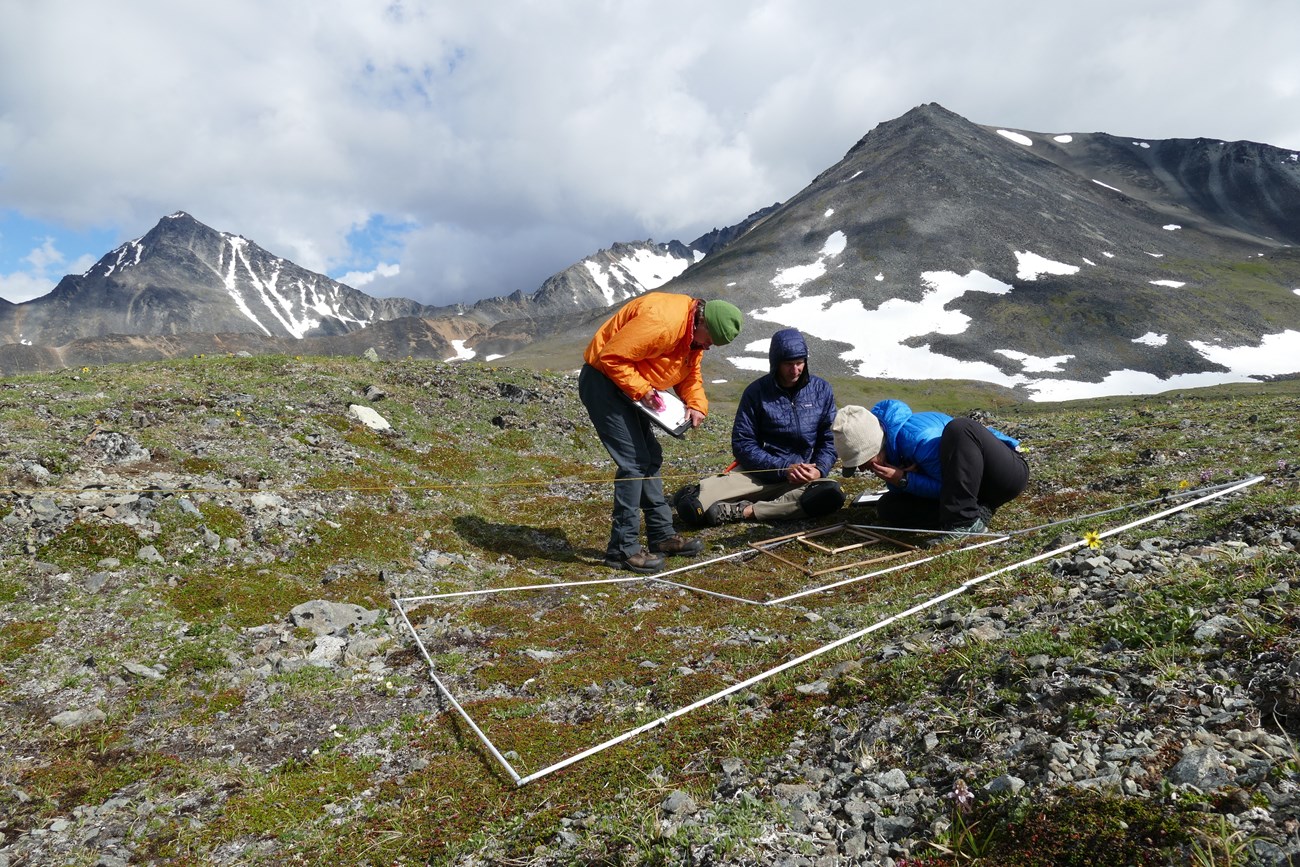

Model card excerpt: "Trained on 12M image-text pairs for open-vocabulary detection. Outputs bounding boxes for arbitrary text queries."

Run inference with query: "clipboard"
[852,489,886,506]
[636,389,693,438]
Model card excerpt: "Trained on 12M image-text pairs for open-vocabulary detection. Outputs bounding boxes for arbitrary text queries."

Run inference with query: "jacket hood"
[871,399,914,456]
[768,328,810,387]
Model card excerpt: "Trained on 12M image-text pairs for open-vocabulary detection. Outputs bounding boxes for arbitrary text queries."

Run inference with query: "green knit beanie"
[702,300,743,345]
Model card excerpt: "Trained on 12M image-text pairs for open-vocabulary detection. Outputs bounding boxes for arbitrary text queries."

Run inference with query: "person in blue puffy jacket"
[672,328,844,525]
[857,399,1028,539]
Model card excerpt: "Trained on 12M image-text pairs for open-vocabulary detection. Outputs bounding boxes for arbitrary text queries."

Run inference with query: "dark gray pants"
[578,364,675,558]
[877,417,1029,529]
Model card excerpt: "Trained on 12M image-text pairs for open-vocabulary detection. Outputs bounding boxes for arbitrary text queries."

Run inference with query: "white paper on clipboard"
[852,489,886,506]
[637,389,692,438]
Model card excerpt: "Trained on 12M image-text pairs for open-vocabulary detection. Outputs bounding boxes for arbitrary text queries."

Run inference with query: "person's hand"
[640,391,666,412]
[686,408,706,428]
[788,463,821,483]
[868,458,914,486]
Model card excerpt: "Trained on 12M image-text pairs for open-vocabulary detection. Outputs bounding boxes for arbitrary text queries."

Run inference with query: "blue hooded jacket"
[871,399,1020,499]
[732,329,838,480]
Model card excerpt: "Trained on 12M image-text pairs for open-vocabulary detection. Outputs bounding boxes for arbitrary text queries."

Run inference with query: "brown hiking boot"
[603,547,666,573]
[648,533,703,556]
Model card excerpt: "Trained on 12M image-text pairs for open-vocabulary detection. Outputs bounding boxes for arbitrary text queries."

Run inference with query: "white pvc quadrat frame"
[393,476,1264,787]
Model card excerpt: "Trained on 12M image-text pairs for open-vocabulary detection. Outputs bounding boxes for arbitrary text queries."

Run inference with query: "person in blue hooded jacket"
[672,328,844,525]
[861,399,1028,538]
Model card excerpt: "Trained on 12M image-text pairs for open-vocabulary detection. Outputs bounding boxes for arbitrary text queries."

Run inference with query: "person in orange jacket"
[580,292,743,572]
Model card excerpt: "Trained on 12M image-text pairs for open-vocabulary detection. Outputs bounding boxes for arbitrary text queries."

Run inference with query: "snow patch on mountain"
[88,240,145,279]
[446,339,475,362]
[771,231,847,298]
[743,262,1300,401]
[995,349,1073,373]
[583,246,689,306]
[221,237,274,337]
[750,268,1015,381]
[216,235,374,339]
[1015,251,1080,280]
[614,247,690,291]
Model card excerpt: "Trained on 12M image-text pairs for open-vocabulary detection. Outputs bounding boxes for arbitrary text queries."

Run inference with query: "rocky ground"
[0,354,1297,866]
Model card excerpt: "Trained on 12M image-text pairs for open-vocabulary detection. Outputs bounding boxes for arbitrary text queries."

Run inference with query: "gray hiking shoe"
[705,500,752,526]
[924,517,989,547]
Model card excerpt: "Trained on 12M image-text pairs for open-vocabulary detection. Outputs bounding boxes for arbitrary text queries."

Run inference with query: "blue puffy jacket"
[871,399,1020,499]
[732,329,838,480]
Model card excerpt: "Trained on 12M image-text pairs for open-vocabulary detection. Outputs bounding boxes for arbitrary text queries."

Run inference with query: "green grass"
[917,787,1197,866]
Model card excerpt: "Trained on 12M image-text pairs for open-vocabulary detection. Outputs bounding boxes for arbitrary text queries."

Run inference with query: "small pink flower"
[947,778,974,813]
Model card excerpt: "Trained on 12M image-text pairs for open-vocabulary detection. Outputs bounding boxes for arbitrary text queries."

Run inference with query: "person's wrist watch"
[898,471,908,488]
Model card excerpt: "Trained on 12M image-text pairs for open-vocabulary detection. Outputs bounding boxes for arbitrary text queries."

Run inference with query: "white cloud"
[0,238,96,303]
[0,270,56,304]
[2,1,1299,307]
[339,262,400,289]
[24,238,63,270]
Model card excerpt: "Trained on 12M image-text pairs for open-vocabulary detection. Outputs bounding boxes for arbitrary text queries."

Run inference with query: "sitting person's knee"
[799,481,845,518]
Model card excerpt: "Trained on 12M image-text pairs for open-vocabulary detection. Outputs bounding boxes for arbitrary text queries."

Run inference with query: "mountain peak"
[652,106,1300,399]
[1,211,435,347]
[139,210,224,246]
[841,102,981,163]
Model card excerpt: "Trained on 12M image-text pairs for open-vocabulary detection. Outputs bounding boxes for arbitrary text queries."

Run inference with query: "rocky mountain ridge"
[522,103,1300,395]
[3,104,1299,396]
[0,211,729,374]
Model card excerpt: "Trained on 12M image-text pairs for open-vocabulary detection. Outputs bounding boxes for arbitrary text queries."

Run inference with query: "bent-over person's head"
[832,405,884,476]
[693,299,743,349]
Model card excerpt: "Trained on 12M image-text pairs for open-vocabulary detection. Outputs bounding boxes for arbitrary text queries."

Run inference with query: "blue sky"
[2,0,1299,306]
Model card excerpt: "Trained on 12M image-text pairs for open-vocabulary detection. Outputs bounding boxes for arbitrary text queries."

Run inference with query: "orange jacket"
[583,292,708,416]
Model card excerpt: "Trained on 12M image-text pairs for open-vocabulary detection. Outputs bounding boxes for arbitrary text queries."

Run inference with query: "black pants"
[877,417,1028,529]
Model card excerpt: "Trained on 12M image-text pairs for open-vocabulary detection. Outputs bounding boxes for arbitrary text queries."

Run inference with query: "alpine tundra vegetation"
[0,354,1298,866]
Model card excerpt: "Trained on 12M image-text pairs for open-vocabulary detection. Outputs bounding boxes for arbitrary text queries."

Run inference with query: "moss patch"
[0,620,58,662]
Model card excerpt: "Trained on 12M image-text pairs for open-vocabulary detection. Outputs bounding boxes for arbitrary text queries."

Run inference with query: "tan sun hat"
[832,405,883,470]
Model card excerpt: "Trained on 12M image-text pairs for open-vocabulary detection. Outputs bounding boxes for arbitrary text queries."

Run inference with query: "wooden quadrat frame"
[749,521,919,577]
